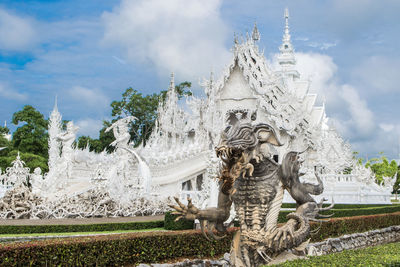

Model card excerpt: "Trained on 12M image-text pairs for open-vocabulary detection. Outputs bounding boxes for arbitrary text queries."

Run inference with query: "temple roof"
[208,20,325,140]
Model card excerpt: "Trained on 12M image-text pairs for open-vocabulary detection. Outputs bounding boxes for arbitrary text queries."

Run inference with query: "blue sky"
[0,0,399,160]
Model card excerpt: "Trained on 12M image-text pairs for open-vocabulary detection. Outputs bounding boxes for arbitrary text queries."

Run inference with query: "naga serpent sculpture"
[170,122,333,266]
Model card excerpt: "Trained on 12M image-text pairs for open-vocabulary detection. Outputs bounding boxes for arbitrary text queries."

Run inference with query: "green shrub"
[0,229,234,266]
[164,211,194,230]
[278,204,400,223]
[0,220,164,235]
[281,203,392,209]
[310,212,400,242]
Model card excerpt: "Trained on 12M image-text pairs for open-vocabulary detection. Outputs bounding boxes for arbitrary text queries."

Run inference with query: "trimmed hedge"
[0,229,234,266]
[281,203,392,209]
[0,212,399,266]
[0,220,164,235]
[310,212,400,242]
[164,211,194,230]
[278,204,400,223]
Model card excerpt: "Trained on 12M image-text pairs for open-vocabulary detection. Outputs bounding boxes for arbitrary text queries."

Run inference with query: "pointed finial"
[283,8,291,44]
[53,95,58,112]
[234,32,239,45]
[169,72,175,90]
[278,7,296,69]
[252,23,260,42]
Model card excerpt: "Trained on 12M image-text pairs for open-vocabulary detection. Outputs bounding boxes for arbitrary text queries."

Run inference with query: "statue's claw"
[257,247,272,263]
[200,220,212,241]
[317,213,334,218]
[168,196,199,221]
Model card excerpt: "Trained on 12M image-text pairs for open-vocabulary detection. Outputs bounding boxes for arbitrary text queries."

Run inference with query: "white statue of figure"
[383,175,396,191]
[30,167,43,195]
[105,116,136,153]
[57,121,79,179]
[104,116,137,201]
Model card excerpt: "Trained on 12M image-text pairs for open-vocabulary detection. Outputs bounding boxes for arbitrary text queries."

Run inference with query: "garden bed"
[0,212,399,266]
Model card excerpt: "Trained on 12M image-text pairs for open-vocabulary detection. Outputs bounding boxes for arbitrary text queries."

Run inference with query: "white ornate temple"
[0,9,394,219]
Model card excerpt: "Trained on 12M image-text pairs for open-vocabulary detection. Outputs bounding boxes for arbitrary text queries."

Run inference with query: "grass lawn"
[0,227,165,238]
[273,242,400,266]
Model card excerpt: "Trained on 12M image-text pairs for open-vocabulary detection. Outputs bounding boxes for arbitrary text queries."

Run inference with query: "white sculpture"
[105,116,135,152]
[56,121,79,179]
[48,97,62,171]
[30,167,43,195]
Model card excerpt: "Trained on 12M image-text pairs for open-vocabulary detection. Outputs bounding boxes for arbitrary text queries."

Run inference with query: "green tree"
[393,166,400,199]
[110,88,159,146]
[77,121,115,153]
[11,105,48,157]
[0,150,48,174]
[365,152,398,185]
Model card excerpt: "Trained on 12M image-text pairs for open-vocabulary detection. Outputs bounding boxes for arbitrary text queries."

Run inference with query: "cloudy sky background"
[0,0,399,160]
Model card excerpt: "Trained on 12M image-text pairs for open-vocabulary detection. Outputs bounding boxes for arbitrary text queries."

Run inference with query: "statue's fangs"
[169,122,333,266]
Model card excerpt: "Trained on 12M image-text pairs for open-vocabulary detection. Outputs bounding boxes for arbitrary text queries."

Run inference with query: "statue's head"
[66,121,79,133]
[33,167,42,175]
[217,122,282,153]
[66,121,74,129]
[215,122,282,171]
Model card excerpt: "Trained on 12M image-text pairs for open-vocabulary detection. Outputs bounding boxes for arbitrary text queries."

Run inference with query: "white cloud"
[379,123,395,132]
[0,83,27,101]
[101,0,230,78]
[339,84,375,136]
[0,9,37,51]
[294,52,337,94]
[67,86,109,109]
[307,41,338,50]
[75,118,103,137]
[112,56,126,65]
[352,56,400,94]
[294,37,309,41]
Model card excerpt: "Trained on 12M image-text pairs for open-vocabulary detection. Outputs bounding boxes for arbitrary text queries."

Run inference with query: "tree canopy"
[11,105,48,158]
[365,153,398,185]
[0,106,48,173]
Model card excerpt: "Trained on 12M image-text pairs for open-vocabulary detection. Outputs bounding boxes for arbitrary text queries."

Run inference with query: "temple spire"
[279,8,295,61]
[53,95,58,113]
[283,8,291,46]
[169,72,175,90]
[167,72,178,105]
[252,23,260,42]
[278,8,298,77]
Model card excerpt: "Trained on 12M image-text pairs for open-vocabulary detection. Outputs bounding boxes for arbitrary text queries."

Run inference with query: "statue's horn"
[298,147,309,154]
[254,123,283,146]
